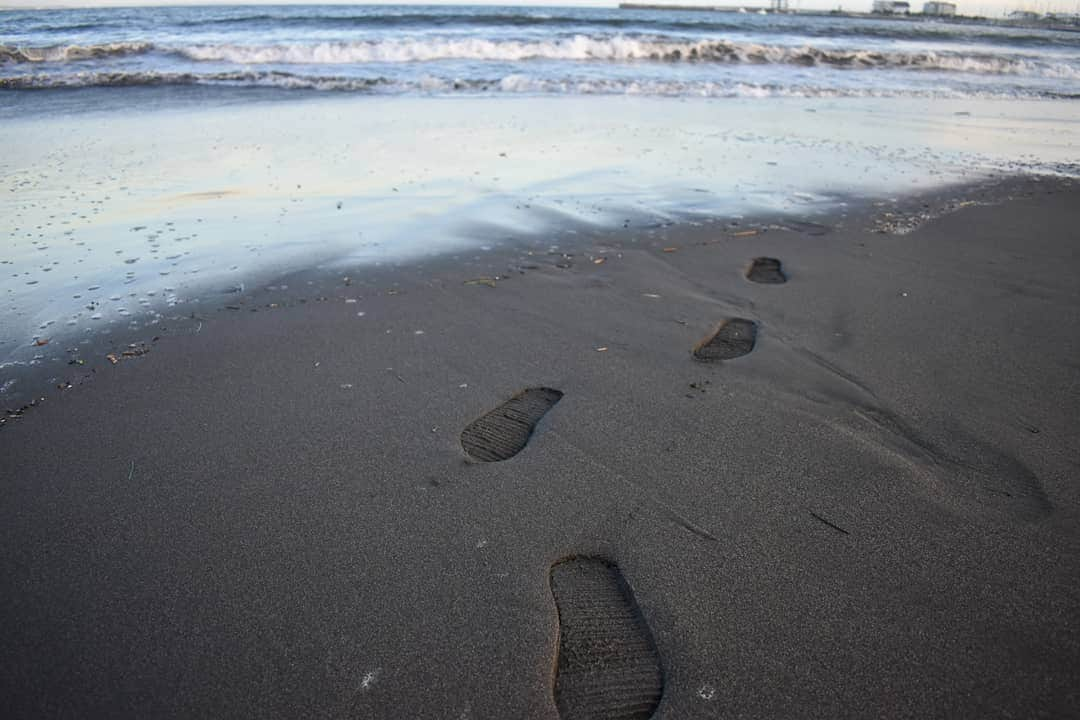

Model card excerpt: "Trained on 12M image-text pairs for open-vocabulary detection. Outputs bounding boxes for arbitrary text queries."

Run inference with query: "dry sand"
[1,176,1078,718]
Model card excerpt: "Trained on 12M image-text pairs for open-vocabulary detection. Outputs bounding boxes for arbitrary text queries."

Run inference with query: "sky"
[1,0,1078,19]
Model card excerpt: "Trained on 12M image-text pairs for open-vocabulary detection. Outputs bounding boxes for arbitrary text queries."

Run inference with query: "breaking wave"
[0,70,388,90]
[1,69,1069,99]
[75,12,1080,48]
[3,37,1078,80]
[0,42,152,63]
[176,37,1080,78]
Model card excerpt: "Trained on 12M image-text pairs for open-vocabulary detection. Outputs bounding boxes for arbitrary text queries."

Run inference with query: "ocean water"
[2,4,1080,99]
[2,6,1079,404]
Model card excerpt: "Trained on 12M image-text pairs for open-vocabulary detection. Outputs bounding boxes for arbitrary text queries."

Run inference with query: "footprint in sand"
[693,318,757,362]
[460,387,563,462]
[746,257,787,284]
[550,557,663,720]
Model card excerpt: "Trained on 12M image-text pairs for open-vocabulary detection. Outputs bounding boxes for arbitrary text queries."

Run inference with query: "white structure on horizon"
[1046,13,1080,24]
[872,1,911,14]
[922,1,957,15]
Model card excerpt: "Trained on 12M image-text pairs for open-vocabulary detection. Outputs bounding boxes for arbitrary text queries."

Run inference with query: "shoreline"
[4,91,1078,414]
[3,171,1073,422]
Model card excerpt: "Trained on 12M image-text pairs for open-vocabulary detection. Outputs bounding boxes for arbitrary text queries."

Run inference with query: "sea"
[2,4,1080,100]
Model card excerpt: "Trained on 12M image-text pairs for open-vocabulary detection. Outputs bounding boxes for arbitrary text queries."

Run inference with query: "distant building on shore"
[872,1,911,14]
[1007,10,1040,21]
[922,1,957,15]
[1045,13,1080,25]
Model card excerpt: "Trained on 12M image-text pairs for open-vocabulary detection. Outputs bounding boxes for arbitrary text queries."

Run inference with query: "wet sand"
[1,177,1079,718]
[5,93,1080,376]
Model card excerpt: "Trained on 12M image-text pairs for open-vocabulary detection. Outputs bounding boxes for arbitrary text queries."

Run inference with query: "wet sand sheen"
[3,94,1078,384]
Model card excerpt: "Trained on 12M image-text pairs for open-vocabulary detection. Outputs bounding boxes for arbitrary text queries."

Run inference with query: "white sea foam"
[9,38,1070,80]
[171,37,1080,79]
[2,69,1073,100]
[0,42,152,63]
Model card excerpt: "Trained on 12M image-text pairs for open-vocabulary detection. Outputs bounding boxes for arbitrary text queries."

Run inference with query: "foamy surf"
[3,70,1076,101]
[0,42,152,64]
[2,5,1079,102]
[4,38,1078,81]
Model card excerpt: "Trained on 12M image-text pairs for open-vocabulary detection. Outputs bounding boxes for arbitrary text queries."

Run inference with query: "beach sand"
[1,174,1078,717]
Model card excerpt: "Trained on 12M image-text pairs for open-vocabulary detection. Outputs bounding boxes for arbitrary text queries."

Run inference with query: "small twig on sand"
[809,511,849,535]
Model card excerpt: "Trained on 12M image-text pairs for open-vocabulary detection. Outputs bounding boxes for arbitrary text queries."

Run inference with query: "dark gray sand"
[2,179,1079,718]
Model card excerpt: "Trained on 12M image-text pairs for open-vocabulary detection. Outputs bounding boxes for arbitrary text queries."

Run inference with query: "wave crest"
[174,37,1080,79]
[0,42,152,64]
[2,37,1076,80]
[0,70,387,91]
[1,69,1069,100]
